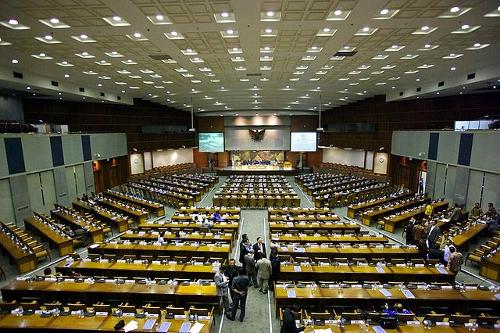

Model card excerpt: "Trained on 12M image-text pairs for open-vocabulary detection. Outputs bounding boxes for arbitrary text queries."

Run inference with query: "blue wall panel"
[428,133,439,160]
[4,138,25,174]
[81,135,91,161]
[458,133,474,166]
[50,136,64,167]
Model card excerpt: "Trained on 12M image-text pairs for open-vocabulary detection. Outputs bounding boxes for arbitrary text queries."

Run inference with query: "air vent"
[438,81,444,87]
[334,51,357,57]
[117,96,121,101]
[399,91,403,96]
[246,73,262,77]
[100,92,105,97]
[467,73,475,80]
[416,87,421,92]
[79,87,85,92]
[13,71,23,79]
[51,80,59,87]
[149,54,173,61]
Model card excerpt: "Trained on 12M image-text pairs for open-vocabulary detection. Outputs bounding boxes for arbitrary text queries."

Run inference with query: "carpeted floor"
[0,175,497,333]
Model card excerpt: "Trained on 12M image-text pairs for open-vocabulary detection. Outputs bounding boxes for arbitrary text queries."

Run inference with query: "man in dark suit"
[426,221,440,251]
[280,304,305,333]
[253,237,267,258]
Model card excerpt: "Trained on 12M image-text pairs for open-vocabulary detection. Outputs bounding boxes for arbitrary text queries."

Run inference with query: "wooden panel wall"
[23,99,195,151]
[92,155,128,193]
[320,92,500,151]
[196,117,224,132]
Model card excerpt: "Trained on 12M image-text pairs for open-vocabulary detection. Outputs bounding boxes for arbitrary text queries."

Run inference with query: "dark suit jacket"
[280,308,305,333]
[253,242,267,258]
[427,226,440,249]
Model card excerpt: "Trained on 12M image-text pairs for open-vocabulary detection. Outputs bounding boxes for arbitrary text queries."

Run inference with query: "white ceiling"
[0,0,499,114]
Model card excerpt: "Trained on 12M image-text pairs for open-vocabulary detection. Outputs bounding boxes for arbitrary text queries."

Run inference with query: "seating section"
[213,175,299,208]
[0,221,49,274]
[296,173,392,207]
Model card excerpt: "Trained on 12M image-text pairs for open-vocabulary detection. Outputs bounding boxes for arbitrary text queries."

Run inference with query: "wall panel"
[152,149,194,168]
[482,172,500,210]
[322,149,365,167]
[0,179,15,223]
[467,170,484,210]
[53,167,69,206]
[9,175,31,225]
[27,173,44,214]
[434,164,447,199]
[83,162,95,194]
[41,170,56,212]
[65,166,77,202]
[444,165,457,203]
[22,136,52,172]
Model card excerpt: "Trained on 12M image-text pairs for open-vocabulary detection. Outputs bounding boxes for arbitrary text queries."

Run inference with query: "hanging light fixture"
[316,93,324,131]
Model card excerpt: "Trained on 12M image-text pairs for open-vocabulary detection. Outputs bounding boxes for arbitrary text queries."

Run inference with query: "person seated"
[470,203,483,219]
[202,218,214,229]
[213,212,224,222]
[382,303,411,317]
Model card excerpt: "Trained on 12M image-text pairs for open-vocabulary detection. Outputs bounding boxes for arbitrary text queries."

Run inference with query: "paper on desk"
[189,322,204,333]
[372,326,387,333]
[294,266,302,272]
[437,266,448,274]
[287,289,297,298]
[157,322,171,332]
[402,289,415,299]
[179,322,192,333]
[379,289,392,298]
[376,266,385,273]
[124,320,138,332]
[143,318,156,330]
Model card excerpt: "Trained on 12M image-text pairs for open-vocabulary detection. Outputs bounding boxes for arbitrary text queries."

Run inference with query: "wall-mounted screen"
[199,132,224,152]
[290,132,317,152]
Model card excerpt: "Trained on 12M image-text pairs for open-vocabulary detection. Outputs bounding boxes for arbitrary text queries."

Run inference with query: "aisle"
[215,209,280,333]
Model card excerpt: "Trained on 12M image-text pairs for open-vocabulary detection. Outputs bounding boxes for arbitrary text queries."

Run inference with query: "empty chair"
[166,307,186,318]
[20,301,39,311]
[341,311,363,320]
[411,258,425,265]
[316,257,331,265]
[371,257,385,264]
[92,303,111,313]
[424,312,446,323]
[189,307,212,317]
[390,258,405,266]
[0,301,18,313]
[352,258,368,265]
[68,302,86,312]
[295,257,311,264]
[396,312,416,322]
[103,254,117,262]
[307,311,334,322]
[449,313,471,326]
[118,303,136,314]
[142,304,161,315]
[425,259,440,266]
[43,301,63,311]
[140,255,153,262]
[335,258,349,264]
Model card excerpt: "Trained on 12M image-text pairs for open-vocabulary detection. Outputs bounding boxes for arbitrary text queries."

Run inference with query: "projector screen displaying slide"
[199,132,224,152]
[290,132,317,152]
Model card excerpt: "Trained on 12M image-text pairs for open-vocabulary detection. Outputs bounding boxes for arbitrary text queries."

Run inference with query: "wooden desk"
[104,190,165,217]
[97,197,148,223]
[269,215,341,222]
[480,251,500,282]
[73,200,130,232]
[277,263,454,283]
[269,222,360,233]
[453,223,488,249]
[1,279,218,308]
[51,209,104,243]
[274,284,498,316]
[0,311,213,332]
[24,216,74,256]
[179,207,241,215]
[88,242,231,261]
[383,201,449,233]
[56,259,223,280]
[277,244,419,260]
[0,232,36,274]
[171,214,240,223]
[138,221,239,233]
[346,192,413,218]
[301,323,497,333]
[361,197,429,226]
[273,234,388,244]
[121,231,234,247]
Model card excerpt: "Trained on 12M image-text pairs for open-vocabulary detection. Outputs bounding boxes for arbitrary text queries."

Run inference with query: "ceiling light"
[421,26,429,31]
[11,59,18,64]
[265,28,272,33]
[267,11,274,17]
[64,74,69,78]
[221,12,229,17]
[227,29,234,34]
[44,35,53,40]
[380,9,389,15]
[439,6,471,18]
[133,32,141,38]
[362,27,370,32]
[451,67,456,71]
[462,24,469,30]
[50,18,59,24]
[334,10,342,15]
[103,16,130,26]
[215,12,235,23]
[8,19,18,25]
[450,6,460,13]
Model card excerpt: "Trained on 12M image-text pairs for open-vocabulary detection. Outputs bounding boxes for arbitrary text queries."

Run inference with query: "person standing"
[244,252,257,287]
[214,266,230,313]
[425,203,434,218]
[426,221,440,251]
[255,255,272,294]
[227,268,250,322]
[449,204,462,224]
[402,218,416,245]
[412,221,425,245]
[239,234,249,267]
[225,259,239,304]
[253,237,267,258]
[447,246,463,281]
[269,250,281,292]
[280,304,305,333]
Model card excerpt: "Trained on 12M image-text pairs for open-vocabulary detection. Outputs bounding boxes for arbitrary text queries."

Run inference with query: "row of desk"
[24,216,74,257]
[104,190,165,217]
[0,222,37,274]
[276,244,419,260]
[347,192,413,218]
[72,199,130,233]
[56,259,224,279]
[2,279,218,308]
